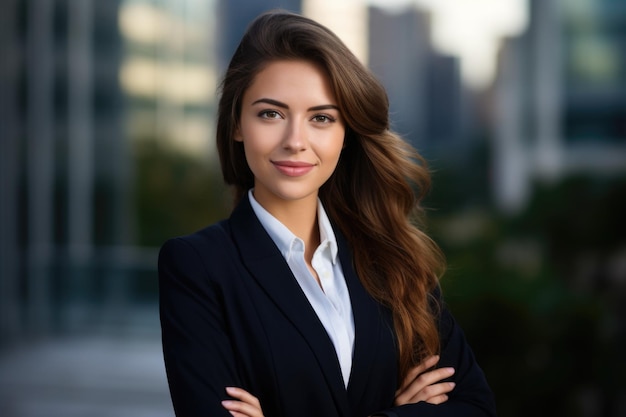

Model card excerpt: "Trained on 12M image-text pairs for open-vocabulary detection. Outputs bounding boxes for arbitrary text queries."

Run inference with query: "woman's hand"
[394,355,456,406]
[222,387,264,417]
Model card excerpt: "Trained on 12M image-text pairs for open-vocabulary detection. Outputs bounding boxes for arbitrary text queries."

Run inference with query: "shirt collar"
[248,190,338,264]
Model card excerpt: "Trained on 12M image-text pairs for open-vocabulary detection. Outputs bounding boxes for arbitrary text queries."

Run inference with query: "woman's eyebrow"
[251,98,339,112]
[251,98,289,108]
[308,104,339,111]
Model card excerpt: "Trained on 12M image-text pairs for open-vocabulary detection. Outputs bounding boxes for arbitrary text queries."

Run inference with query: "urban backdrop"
[0,0,625,416]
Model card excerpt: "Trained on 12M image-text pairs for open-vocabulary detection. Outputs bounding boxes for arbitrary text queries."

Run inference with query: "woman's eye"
[312,114,335,123]
[259,110,281,119]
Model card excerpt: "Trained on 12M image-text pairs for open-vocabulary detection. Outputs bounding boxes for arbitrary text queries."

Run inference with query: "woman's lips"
[271,160,315,177]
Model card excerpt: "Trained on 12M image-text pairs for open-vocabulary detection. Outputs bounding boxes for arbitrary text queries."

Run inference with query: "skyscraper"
[493,0,626,213]
[216,0,302,72]
[0,0,127,342]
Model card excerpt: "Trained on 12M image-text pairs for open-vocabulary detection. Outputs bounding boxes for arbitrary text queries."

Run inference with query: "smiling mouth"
[271,160,315,177]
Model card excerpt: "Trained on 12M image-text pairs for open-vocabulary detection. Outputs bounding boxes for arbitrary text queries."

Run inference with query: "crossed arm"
[221,355,457,417]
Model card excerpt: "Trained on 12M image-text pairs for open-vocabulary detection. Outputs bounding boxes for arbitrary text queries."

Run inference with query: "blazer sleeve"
[159,236,240,417]
[373,291,497,417]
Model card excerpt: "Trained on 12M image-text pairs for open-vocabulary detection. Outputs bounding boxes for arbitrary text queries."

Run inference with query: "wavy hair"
[216,10,445,382]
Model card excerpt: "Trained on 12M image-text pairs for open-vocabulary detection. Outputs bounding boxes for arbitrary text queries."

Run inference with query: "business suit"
[159,196,497,417]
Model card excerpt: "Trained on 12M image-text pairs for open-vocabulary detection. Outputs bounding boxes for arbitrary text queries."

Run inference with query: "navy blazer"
[159,196,496,417]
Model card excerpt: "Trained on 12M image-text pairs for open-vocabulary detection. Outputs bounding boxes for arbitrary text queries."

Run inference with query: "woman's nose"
[282,119,307,152]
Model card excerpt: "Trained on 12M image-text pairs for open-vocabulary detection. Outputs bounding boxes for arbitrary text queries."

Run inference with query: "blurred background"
[0,0,625,416]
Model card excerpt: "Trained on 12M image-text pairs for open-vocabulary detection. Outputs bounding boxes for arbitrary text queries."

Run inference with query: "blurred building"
[369,6,429,148]
[493,0,626,213]
[119,0,217,156]
[0,0,225,346]
[303,0,369,65]
[216,0,302,71]
[0,0,134,344]
[368,6,465,157]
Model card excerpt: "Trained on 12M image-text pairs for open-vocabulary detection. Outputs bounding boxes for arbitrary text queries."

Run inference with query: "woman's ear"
[234,127,243,142]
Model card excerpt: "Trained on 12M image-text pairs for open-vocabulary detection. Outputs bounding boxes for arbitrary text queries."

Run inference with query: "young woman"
[159,10,496,417]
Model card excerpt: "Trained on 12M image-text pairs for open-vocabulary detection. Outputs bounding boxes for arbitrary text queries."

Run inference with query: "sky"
[308,0,529,89]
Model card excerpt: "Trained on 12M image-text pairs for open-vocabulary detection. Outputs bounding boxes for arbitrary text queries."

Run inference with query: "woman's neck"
[254,193,320,258]
[276,199,321,279]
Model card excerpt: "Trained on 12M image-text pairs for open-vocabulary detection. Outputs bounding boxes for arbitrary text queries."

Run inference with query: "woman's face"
[235,59,345,211]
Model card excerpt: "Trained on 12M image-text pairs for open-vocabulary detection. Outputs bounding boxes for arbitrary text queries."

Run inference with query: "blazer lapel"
[336,230,385,407]
[228,197,350,416]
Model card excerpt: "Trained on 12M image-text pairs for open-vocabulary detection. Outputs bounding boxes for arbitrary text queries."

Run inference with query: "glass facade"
[562,0,626,144]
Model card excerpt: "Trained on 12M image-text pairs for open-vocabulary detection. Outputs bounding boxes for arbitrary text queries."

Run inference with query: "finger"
[425,394,449,405]
[225,387,260,405]
[396,381,454,406]
[223,387,263,417]
[222,400,262,417]
[397,366,454,400]
[406,381,455,404]
[225,387,261,408]
[397,355,440,393]
[395,368,455,406]
[225,409,256,417]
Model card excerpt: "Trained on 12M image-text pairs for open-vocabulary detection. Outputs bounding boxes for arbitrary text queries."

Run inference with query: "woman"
[159,10,496,417]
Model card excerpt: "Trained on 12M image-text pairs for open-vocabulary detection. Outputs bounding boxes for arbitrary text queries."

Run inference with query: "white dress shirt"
[248,190,355,387]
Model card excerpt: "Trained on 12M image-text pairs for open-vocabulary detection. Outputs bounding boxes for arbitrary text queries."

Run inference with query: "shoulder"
[162,219,230,248]
[158,220,237,274]
[169,220,232,247]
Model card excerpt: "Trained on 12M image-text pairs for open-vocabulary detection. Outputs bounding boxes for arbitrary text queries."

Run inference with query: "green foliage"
[133,140,230,247]
[428,174,626,417]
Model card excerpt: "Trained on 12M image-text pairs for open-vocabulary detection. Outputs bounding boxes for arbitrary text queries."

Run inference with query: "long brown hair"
[216,10,445,382]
